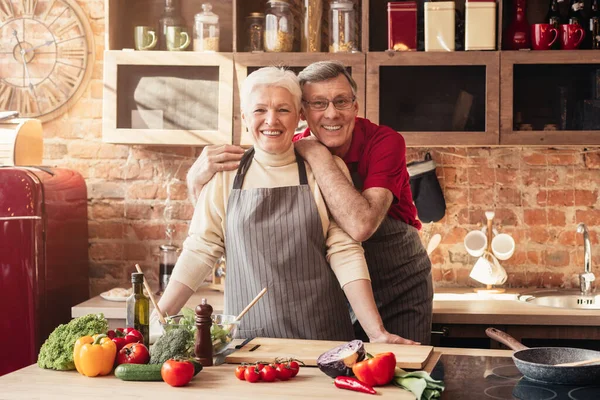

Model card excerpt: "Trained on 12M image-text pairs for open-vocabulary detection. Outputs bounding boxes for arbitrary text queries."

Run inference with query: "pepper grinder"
[195,298,213,366]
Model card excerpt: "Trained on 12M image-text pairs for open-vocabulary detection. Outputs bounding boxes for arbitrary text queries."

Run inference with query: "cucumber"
[114,364,163,381]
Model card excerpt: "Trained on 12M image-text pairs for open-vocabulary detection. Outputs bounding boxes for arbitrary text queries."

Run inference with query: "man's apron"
[224,148,355,341]
[349,163,434,344]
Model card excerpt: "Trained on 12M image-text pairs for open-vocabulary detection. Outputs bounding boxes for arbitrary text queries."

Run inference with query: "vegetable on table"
[115,363,164,381]
[352,352,397,387]
[334,376,377,395]
[161,358,195,387]
[393,368,445,400]
[149,328,194,365]
[73,334,117,377]
[317,340,366,378]
[108,327,144,351]
[38,313,109,371]
[116,342,150,365]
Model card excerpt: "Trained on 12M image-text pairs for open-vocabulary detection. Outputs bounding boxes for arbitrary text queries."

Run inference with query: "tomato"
[259,365,277,382]
[235,366,247,381]
[244,366,261,383]
[288,360,300,377]
[161,359,195,387]
[276,364,293,381]
[116,342,150,365]
[254,362,265,371]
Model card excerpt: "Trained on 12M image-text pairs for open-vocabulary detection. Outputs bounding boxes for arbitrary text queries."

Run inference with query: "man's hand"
[369,331,420,345]
[187,144,245,204]
[293,136,330,162]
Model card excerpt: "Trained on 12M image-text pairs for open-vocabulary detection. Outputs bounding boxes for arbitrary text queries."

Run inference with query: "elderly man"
[187,61,432,345]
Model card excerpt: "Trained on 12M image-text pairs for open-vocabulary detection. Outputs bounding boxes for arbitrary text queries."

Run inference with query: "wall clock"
[0,0,94,122]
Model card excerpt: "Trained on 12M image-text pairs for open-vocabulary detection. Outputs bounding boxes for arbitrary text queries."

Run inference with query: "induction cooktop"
[431,354,600,399]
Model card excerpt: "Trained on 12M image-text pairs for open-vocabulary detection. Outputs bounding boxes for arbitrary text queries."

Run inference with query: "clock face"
[0,0,94,121]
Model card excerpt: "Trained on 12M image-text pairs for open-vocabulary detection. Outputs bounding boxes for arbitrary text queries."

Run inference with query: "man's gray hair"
[240,66,302,114]
[298,61,357,96]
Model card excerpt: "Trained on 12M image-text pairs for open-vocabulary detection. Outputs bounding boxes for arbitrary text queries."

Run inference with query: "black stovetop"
[431,355,600,400]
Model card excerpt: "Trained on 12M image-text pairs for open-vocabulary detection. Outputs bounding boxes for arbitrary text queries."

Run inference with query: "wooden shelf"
[500,50,600,145]
[102,51,234,145]
[366,51,500,147]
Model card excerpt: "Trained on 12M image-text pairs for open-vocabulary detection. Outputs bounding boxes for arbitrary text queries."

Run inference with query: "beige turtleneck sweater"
[170,144,370,292]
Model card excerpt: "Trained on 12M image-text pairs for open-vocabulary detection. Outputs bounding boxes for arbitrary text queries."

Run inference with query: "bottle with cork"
[126,272,150,345]
[195,298,213,366]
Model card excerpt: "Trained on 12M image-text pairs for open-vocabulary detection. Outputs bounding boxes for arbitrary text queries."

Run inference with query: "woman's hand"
[293,136,330,162]
[368,331,420,345]
[187,144,245,204]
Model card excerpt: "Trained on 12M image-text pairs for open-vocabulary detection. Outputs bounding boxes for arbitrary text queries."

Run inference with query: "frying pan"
[486,327,600,385]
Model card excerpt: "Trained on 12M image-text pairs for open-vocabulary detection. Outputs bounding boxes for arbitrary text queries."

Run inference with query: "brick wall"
[44,2,599,296]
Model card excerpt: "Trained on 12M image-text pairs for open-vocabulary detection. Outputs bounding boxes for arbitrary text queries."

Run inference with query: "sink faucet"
[577,223,595,295]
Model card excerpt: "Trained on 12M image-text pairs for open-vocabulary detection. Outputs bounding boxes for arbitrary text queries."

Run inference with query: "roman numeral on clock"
[0,0,14,22]
[39,0,56,21]
[58,46,86,59]
[0,83,14,110]
[17,88,36,115]
[22,0,37,15]
[54,18,78,37]
[56,67,80,88]
[38,81,65,109]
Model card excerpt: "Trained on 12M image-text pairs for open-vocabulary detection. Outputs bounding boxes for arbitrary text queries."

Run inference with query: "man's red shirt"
[294,117,421,230]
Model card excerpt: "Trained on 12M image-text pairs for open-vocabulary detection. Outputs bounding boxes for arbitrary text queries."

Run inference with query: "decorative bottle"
[158,0,185,50]
[503,0,530,50]
[126,272,150,345]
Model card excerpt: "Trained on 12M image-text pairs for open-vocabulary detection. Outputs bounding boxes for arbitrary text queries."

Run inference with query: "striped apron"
[224,148,355,341]
[349,164,434,345]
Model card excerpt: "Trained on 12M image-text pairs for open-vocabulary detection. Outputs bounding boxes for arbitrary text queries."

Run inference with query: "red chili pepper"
[334,376,377,395]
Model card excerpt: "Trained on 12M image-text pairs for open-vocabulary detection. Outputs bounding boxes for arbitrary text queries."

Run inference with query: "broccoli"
[150,328,194,365]
[37,313,108,370]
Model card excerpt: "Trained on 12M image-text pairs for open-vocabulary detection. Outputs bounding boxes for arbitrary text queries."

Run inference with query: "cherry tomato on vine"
[276,364,293,381]
[235,365,247,380]
[244,366,261,383]
[288,360,300,377]
[259,365,277,382]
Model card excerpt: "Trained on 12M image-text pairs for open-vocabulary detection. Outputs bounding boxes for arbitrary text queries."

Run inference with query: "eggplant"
[317,340,366,378]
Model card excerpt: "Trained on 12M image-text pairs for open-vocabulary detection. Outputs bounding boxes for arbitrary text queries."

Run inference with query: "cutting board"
[225,337,434,370]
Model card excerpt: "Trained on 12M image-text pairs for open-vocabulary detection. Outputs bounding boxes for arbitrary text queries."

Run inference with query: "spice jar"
[193,3,220,52]
[246,12,265,51]
[329,0,356,52]
[265,0,294,52]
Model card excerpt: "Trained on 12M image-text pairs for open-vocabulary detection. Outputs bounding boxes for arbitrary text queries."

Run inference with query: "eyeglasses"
[302,96,356,111]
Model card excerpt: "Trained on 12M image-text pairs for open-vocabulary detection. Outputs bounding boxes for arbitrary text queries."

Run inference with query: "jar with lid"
[329,0,357,52]
[157,244,180,295]
[246,12,265,51]
[265,0,294,52]
[193,3,220,52]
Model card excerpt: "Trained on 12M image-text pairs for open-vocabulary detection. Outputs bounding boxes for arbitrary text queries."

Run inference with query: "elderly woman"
[156,67,401,343]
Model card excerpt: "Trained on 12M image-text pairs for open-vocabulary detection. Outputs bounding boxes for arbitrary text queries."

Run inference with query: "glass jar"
[265,0,294,52]
[157,244,180,295]
[193,3,220,52]
[301,0,323,52]
[246,12,265,51]
[329,0,357,52]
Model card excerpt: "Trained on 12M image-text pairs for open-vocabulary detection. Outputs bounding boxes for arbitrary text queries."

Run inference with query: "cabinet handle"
[431,327,449,336]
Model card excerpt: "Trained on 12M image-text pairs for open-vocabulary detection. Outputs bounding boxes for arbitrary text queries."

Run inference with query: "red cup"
[531,24,558,50]
[560,24,585,50]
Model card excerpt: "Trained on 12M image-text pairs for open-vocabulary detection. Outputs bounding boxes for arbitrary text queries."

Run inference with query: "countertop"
[0,347,513,399]
[73,287,600,327]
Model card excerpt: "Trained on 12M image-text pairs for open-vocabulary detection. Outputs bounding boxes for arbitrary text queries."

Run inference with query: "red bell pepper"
[335,376,376,394]
[107,327,144,351]
[351,352,396,387]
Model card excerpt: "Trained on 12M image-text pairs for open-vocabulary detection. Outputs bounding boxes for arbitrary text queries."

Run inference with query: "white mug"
[469,256,496,285]
[491,233,515,261]
[464,230,487,257]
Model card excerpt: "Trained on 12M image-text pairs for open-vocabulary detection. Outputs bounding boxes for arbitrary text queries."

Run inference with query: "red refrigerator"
[0,167,89,376]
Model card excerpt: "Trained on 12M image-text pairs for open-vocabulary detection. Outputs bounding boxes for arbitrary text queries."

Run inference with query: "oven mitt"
[407,153,446,223]
[393,368,445,400]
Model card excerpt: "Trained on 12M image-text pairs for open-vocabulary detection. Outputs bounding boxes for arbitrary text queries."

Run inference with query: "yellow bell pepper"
[73,334,117,377]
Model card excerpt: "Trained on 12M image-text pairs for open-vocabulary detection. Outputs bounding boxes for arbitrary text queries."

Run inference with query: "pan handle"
[486,327,529,351]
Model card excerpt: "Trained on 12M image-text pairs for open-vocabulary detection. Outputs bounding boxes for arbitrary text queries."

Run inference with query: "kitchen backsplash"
[41,1,599,296]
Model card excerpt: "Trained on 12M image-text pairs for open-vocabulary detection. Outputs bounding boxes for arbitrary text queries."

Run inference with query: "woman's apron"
[349,163,434,344]
[224,148,355,341]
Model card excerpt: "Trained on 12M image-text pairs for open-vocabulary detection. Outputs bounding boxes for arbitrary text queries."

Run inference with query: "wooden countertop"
[73,287,600,327]
[0,347,512,399]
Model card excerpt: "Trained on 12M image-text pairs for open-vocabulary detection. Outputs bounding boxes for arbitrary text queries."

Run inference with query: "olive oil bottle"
[126,272,149,345]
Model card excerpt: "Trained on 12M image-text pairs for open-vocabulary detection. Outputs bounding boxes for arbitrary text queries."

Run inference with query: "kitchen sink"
[518,289,600,310]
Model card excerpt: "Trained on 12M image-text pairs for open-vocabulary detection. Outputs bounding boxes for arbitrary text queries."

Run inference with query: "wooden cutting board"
[225,337,434,370]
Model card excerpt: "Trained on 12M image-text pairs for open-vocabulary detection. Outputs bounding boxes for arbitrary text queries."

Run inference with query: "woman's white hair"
[240,67,302,114]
